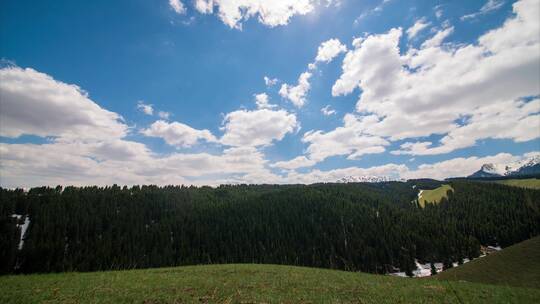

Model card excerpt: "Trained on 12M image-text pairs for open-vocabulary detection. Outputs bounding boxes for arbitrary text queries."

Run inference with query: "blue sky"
[0,0,539,187]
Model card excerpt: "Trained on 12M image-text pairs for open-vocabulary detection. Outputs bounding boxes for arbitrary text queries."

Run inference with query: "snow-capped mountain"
[468,155,540,178]
[336,175,395,183]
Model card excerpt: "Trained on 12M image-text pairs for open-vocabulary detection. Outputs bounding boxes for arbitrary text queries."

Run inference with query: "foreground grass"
[437,236,540,289]
[494,178,540,189]
[1,263,539,304]
[418,184,454,207]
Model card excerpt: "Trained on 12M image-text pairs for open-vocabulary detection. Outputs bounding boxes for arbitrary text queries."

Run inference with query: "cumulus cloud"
[332,27,403,98]
[302,114,389,163]
[278,39,345,109]
[0,66,290,188]
[2,139,536,188]
[220,108,298,147]
[406,19,430,39]
[404,153,521,180]
[0,66,127,140]
[169,0,186,14]
[193,0,316,29]
[279,72,312,108]
[141,120,217,148]
[264,76,279,86]
[420,26,453,49]
[321,105,336,116]
[0,141,278,188]
[137,101,154,115]
[330,0,539,155]
[393,98,540,155]
[281,151,537,183]
[254,93,277,109]
[461,0,505,21]
[158,111,171,120]
[271,156,317,170]
[315,38,347,63]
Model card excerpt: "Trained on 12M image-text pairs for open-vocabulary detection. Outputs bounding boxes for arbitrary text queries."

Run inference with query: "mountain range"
[336,175,396,183]
[468,155,540,178]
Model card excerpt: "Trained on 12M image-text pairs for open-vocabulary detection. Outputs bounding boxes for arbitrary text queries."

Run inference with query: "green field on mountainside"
[418,184,454,207]
[1,263,539,304]
[437,236,540,289]
[494,178,540,190]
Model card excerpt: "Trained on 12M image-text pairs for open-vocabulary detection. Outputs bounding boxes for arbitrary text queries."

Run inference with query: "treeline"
[1,181,539,275]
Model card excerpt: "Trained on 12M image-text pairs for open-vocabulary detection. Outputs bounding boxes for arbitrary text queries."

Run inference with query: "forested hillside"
[1,181,539,275]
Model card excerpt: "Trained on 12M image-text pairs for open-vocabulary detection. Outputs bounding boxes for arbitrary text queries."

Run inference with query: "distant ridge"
[468,155,540,178]
[336,175,396,183]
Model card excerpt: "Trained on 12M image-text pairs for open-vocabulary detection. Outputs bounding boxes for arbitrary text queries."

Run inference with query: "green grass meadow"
[1,263,539,304]
[436,236,540,289]
[418,184,454,207]
[494,178,540,189]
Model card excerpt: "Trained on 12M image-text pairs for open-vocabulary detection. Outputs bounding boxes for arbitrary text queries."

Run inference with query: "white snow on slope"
[12,214,30,250]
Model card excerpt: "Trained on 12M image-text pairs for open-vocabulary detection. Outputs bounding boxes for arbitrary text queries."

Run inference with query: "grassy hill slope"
[418,184,453,207]
[495,178,540,189]
[437,236,540,289]
[1,264,539,303]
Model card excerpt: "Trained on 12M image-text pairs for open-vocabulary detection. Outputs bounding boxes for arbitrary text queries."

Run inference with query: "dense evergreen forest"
[1,180,539,275]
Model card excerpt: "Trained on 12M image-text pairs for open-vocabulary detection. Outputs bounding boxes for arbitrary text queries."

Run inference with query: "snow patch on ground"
[11,214,30,250]
[389,258,472,278]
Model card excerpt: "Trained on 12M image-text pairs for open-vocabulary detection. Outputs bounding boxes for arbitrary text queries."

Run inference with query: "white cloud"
[0,141,279,188]
[321,105,336,116]
[406,19,430,39]
[264,76,279,86]
[302,114,389,163]
[158,111,171,120]
[193,0,316,29]
[141,120,217,148]
[2,136,537,187]
[1,1,539,188]
[90,140,152,161]
[461,0,505,21]
[405,153,520,180]
[393,98,540,155]
[332,27,403,97]
[254,93,276,109]
[0,66,288,188]
[279,39,345,109]
[354,0,392,24]
[434,5,443,19]
[271,156,317,170]
[220,108,298,147]
[282,151,538,183]
[315,38,347,63]
[279,71,312,108]
[137,101,170,120]
[137,101,154,115]
[331,0,539,155]
[0,66,127,140]
[420,26,453,49]
[283,163,408,184]
[169,0,186,14]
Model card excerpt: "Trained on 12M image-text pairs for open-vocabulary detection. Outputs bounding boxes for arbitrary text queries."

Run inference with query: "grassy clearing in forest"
[494,178,540,190]
[418,184,454,207]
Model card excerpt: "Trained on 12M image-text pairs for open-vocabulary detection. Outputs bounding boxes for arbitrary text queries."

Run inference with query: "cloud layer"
[193,0,315,29]
[0,67,127,140]
[1,0,538,188]
[330,0,539,158]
